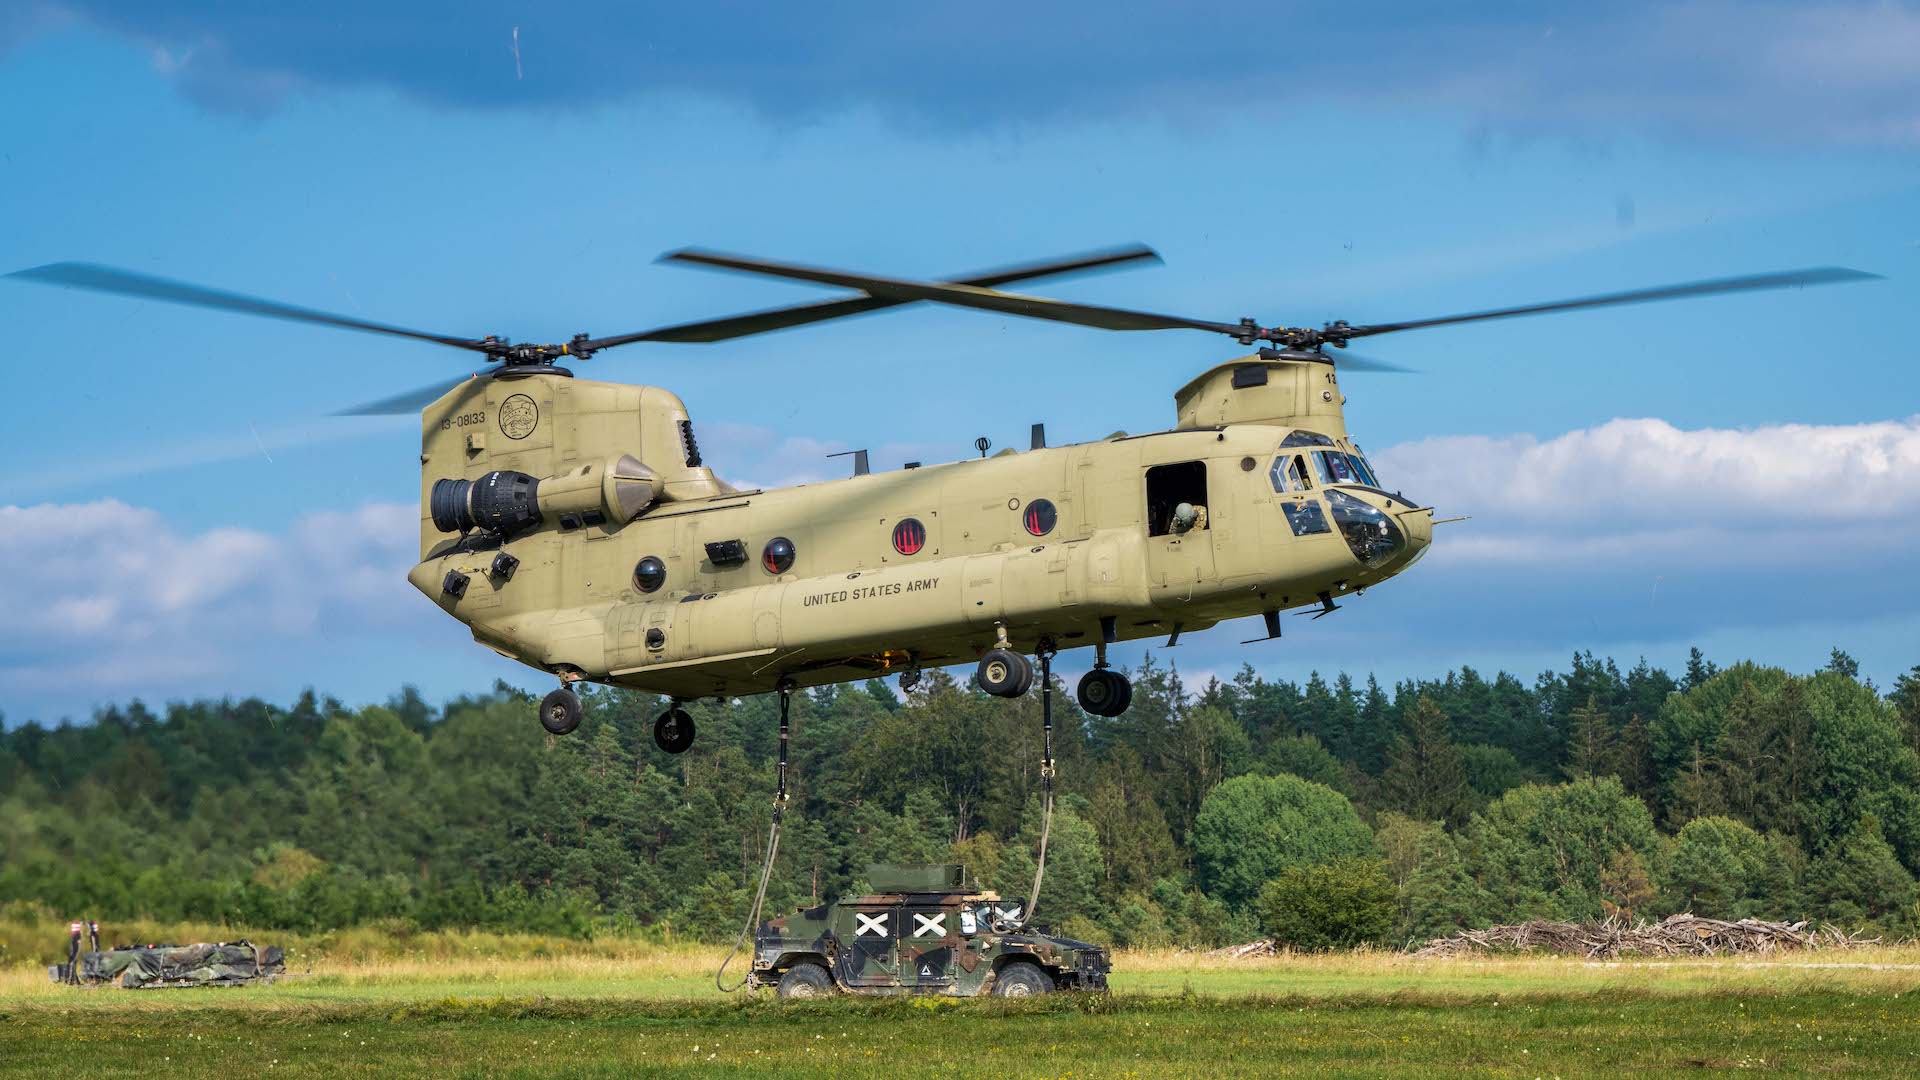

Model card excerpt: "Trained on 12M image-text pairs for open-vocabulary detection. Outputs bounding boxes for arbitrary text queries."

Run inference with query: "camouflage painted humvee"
[748,864,1110,998]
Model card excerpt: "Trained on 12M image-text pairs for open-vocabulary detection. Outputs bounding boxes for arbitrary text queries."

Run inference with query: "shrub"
[1256,857,1395,950]
[1193,774,1374,913]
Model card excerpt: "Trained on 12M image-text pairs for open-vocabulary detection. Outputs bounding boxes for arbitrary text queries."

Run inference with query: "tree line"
[2,647,1917,948]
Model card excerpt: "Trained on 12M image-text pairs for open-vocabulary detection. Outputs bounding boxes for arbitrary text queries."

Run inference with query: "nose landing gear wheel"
[976,648,1034,698]
[654,705,696,754]
[1076,669,1132,717]
[539,688,582,735]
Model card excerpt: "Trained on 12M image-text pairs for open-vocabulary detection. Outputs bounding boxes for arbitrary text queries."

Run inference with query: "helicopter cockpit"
[1268,430,1404,568]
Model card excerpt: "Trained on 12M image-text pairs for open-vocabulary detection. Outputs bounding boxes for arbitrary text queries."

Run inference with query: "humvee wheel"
[776,962,834,999]
[976,648,1032,698]
[1076,669,1132,717]
[991,961,1052,997]
[539,688,582,735]
[654,707,696,754]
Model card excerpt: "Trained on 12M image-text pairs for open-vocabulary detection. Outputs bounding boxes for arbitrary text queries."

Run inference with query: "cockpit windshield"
[1280,430,1337,448]
[1310,449,1379,488]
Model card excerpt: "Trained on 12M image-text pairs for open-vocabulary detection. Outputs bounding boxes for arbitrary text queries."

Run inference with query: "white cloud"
[1377,416,1920,540]
[0,499,421,696]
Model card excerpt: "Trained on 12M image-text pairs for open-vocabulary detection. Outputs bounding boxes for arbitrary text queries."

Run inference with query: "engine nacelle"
[430,454,662,536]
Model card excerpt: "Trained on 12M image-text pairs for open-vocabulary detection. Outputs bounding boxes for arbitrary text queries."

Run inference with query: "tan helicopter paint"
[406,355,1433,698]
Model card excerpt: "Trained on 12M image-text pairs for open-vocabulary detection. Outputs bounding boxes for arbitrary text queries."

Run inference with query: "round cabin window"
[1022,499,1058,537]
[892,518,927,556]
[762,537,796,575]
[633,556,667,593]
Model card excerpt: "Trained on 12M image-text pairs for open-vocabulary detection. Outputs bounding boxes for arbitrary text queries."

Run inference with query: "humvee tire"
[776,962,834,999]
[990,961,1052,997]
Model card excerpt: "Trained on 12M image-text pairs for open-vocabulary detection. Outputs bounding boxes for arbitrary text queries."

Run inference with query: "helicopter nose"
[1399,504,1433,558]
[1324,488,1430,571]
[1394,506,1433,572]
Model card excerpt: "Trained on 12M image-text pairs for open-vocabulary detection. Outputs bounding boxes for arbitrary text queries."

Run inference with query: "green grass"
[6,949,1920,1076]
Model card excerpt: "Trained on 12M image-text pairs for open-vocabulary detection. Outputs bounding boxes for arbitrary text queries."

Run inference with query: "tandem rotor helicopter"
[7,249,1877,756]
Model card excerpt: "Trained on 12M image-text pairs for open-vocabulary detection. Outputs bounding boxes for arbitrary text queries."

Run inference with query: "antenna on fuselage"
[1031,423,1046,450]
[975,437,992,458]
[828,449,870,477]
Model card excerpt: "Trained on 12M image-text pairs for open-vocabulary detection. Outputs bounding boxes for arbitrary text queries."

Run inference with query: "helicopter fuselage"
[407,354,1433,698]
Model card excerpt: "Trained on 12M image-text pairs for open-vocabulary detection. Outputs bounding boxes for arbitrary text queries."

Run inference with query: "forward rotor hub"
[482,334,598,367]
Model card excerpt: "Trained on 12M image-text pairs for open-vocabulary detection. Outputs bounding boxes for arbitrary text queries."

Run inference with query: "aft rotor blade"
[588,244,1165,348]
[1337,267,1882,341]
[333,371,491,416]
[5,262,493,353]
[660,248,1245,336]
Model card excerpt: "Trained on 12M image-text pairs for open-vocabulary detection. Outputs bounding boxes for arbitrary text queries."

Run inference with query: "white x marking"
[854,912,889,937]
[912,912,946,938]
[994,904,1022,922]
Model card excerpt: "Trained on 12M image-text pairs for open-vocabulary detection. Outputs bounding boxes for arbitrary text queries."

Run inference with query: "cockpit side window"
[1347,446,1381,487]
[1270,455,1311,493]
[1281,430,1336,448]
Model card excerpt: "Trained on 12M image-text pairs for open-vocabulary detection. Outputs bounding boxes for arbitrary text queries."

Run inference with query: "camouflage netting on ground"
[60,942,285,988]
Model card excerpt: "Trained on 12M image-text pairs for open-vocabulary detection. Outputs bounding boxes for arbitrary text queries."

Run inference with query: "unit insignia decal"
[498,394,539,439]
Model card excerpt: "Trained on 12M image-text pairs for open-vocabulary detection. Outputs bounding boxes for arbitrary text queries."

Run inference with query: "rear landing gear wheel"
[654,706,695,754]
[1076,669,1132,717]
[976,648,1033,698]
[539,688,582,735]
[775,962,834,999]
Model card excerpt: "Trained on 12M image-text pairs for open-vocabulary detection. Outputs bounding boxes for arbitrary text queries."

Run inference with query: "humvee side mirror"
[961,910,978,936]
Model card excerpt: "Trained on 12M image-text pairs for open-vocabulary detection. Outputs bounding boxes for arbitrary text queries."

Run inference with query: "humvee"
[747,864,1110,998]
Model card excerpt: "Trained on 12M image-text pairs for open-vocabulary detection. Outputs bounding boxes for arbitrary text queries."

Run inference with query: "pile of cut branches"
[1412,914,1878,959]
[1206,939,1279,960]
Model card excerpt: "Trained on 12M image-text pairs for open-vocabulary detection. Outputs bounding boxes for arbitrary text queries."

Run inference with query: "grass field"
[6,945,1920,1076]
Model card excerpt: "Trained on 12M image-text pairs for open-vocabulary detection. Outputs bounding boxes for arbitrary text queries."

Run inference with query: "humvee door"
[838,904,899,987]
[903,903,956,988]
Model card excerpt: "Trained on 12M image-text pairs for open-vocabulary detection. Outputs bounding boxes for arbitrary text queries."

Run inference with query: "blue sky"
[2,4,1918,724]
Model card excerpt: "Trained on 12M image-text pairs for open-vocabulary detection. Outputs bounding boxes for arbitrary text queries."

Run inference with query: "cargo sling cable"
[717,680,794,993]
[1006,643,1057,933]
[717,651,1061,990]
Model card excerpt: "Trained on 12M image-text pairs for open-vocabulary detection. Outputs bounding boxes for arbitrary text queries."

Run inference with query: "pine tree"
[1563,694,1615,781]
[1381,696,1471,826]
[1354,675,1395,774]
[1609,713,1656,798]
[1893,666,1920,759]
[1826,648,1861,681]
[1806,815,1918,926]
[1668,740,1725,828]
[1684,647,1718,691]
[1712,680,1770,827]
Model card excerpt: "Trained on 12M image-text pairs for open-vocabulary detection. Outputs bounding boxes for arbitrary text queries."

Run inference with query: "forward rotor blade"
[587,244,1163,348]
[1324,351,1416,374]
[5,262,492,353]
[660,248,1244,336]
[1339,267,1881,341]
[334,371,489,415]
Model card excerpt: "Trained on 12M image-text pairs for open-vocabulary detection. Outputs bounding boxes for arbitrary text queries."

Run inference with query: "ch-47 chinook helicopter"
[7,250,1876,756]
